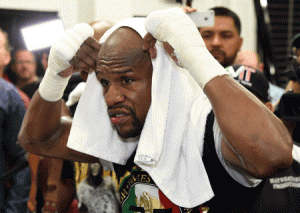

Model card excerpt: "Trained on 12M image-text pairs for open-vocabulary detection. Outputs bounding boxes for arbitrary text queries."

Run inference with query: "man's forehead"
[15,51,34,60]
[102,27,141,50]
[98,28,145,63]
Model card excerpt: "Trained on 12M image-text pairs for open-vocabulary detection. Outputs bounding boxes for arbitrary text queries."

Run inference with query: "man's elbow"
[18,128,44,156]
[251,142,293,178]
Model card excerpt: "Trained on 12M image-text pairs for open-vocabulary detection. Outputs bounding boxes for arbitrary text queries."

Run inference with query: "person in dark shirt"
[19,8,293,212]
[10,50,41,99]
[0,78,30,212]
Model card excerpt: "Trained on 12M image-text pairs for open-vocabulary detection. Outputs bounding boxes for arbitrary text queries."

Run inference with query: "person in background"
[0,27,31,213]
[10,50,41,99]
[234,50,285,104]
[234,50,264,71]
[199,6,243,68]
[193,6,284,104]
[0,29,30,107]
[0,79,30,213]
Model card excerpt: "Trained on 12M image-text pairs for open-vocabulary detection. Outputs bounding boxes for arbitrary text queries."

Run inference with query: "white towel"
[67,17,214,208]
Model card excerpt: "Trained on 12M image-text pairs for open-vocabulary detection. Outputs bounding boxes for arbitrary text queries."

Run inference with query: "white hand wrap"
[145,8,229,89]
[39,23,94,102]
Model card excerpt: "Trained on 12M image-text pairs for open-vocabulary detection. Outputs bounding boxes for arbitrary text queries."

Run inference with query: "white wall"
[0,0,257,51]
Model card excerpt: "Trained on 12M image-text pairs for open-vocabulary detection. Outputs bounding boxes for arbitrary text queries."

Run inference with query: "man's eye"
[201,33,212,39]
[221,34,233,39]
[122,77,134,84]
[100,79,110,87]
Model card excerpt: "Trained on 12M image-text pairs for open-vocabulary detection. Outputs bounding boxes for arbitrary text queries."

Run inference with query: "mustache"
[107,104,135,114]
[210,49,225,55]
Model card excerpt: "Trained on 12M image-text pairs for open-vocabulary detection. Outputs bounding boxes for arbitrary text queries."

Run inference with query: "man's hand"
[143,32,157,59]
[39,23,94,102]
[182,6,197,13]
[58,37,101,78]
[143,7,197,64]
[69,37,101,73]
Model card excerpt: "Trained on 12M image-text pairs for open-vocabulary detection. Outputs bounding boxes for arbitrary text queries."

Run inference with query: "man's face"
[199,16,243,68]
[96,28,153,139]
[12,51,36,81]
[0,32,11,70]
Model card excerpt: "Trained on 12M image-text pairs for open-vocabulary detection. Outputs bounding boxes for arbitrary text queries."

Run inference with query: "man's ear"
[258,62,264,73]
[238,37,243,52]
[265,102,274,112]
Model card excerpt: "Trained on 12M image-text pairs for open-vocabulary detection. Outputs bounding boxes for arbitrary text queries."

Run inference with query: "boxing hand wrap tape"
[145,8,229,89]
[39,23,94,102]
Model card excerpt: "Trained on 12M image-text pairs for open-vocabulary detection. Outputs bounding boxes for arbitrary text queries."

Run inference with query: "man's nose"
[211,35,222,47]
[105,85,125,107]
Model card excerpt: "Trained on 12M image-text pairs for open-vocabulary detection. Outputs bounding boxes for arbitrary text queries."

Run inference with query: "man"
[228,64,300,212]
[19,8,293,212]
[10,50,41,99]
[234,50,264,71]
[0,28,31,213]
[199,6,243,68]
[0,29,30,107]
[0,81,30,213]
[234,50,285,104]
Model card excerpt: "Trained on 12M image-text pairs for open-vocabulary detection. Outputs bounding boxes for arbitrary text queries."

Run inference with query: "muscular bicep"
[213,118,261,179]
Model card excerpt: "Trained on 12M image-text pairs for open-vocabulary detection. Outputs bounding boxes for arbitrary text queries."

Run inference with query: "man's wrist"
[38,68,71,102]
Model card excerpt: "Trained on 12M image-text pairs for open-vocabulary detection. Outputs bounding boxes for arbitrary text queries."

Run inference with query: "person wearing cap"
[228,64,300,212]
[234,50,285,104]
[226,64,273,108]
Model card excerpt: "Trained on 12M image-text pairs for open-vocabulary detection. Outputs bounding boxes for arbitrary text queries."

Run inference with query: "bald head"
[99,27,150,67]
[234,50,264,72]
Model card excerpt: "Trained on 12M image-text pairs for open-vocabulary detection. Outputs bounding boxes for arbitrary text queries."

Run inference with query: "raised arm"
[18,24,101,163]
[144,8,293,178]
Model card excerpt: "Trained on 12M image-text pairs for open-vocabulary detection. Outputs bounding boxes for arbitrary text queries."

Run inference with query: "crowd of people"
[1,3,300,213]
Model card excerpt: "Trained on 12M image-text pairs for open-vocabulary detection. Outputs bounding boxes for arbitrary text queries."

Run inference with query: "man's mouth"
[210,50,225,58]
[110,114,131,125]
[108,108,132,126]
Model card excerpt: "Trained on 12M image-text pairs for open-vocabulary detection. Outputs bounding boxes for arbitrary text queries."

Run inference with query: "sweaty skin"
[96,28,153,138]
